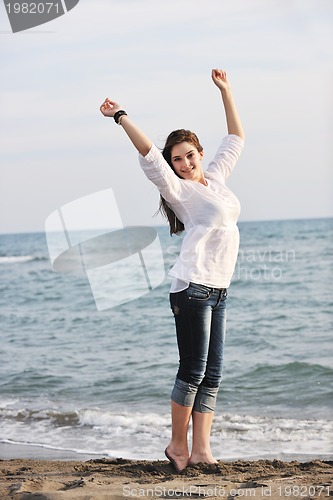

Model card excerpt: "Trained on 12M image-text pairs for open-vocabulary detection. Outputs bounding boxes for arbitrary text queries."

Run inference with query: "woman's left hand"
[99,98,122,117]
[211,69,231,92]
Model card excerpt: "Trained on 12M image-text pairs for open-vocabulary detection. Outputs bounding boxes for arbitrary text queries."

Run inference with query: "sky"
[0,0,332,234]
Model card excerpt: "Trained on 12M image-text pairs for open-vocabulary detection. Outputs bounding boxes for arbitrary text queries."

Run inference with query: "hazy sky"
[1,0,332,234]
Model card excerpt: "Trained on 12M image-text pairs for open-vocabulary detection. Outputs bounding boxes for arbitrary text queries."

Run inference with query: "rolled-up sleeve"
[139,144,182,203]
[207,134,244,181]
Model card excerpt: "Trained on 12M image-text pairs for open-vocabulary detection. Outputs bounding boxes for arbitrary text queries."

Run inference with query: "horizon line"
[0,215,332,237]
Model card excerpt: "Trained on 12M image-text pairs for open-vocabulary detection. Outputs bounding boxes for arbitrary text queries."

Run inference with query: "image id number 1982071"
[277,485,331,497]
[5,2,60,14]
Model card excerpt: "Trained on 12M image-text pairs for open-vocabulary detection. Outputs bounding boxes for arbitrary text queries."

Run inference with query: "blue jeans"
[170,282,227,413]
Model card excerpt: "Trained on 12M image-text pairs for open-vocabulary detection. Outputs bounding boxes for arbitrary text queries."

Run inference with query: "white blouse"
[139,134,244,291]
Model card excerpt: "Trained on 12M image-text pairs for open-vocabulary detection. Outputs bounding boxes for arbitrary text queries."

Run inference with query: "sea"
[0,217,332,462]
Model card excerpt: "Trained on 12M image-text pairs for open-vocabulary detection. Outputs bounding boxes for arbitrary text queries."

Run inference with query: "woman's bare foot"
[165,445,189,473]
[188,450,218,466]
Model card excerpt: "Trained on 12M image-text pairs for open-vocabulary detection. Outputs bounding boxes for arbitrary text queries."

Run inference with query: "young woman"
[100,69,245,472]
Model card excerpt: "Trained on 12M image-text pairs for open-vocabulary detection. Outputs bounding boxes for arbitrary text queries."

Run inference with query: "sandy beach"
[0,456,332,499]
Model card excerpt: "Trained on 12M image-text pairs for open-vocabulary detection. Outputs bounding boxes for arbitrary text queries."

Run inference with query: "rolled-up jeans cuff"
[193,385,219,413]
[171,378,198,407]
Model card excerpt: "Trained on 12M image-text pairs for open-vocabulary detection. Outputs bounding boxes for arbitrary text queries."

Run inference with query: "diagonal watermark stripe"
[3,0,80,33]
[45,188,166,311]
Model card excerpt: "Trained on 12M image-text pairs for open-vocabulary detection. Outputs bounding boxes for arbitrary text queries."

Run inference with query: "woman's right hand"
[211,69,231,92]
[99,98,122,117]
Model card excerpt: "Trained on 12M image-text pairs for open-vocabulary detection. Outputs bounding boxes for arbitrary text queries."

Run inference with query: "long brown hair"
[159,129,203,236]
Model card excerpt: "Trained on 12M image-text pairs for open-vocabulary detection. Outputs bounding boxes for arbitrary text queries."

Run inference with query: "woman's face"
[171,141,204,183]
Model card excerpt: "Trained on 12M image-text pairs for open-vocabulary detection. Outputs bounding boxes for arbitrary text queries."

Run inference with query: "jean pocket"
[187,282,212,300]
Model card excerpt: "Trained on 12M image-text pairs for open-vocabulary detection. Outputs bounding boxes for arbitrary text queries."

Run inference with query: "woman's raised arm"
[211,69,245,140]
[100,98,152,157]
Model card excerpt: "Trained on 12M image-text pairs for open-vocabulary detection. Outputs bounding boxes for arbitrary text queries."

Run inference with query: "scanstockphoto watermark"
[123,484,331,497]
[235,246,296,281]
[3,0,80,33]
[123,485,235,498]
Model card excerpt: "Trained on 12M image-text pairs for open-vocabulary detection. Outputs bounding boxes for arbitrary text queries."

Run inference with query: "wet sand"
[0,457,332,499]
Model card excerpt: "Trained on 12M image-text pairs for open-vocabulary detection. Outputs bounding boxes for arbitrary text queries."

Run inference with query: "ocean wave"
[226,361,333,385]
[251,361,333,379]
[0,403,332,461]
[223,361,333,410]
[0,255,47,264]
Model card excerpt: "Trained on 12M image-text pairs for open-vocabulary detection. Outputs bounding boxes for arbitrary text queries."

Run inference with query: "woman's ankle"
[167,440,189,457]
